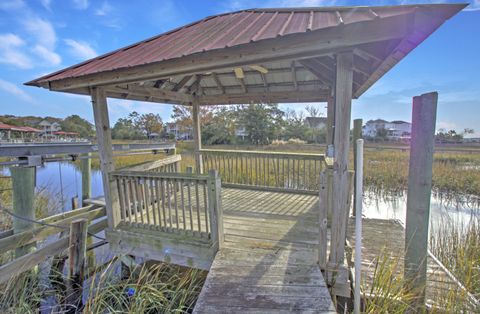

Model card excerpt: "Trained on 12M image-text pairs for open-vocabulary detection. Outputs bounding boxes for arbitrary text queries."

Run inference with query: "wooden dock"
[194,188,336,313]
[346,218,479,309]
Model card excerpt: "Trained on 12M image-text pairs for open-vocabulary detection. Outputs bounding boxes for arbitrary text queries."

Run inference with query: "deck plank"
[194,188,335,313]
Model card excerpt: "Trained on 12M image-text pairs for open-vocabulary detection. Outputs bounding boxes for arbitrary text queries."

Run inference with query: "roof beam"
[46,14,412,91]
[299,59,334,86]
[108,85,194,103]
[199,89,330,105]
[291,61,298,90]
[171,75,192,92]
[211,72,225,94]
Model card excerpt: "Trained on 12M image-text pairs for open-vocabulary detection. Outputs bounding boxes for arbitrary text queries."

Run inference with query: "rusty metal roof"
[26,4,465,87]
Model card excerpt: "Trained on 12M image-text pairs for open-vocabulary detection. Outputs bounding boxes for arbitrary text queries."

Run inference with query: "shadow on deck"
[193,188,336,313]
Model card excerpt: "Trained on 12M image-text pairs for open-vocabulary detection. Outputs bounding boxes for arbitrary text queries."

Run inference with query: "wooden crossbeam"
[171,75,193,92]
[299,59,333,86]
[108,85,194,103]
[199,89,329,105]
[291,61,298,91]
[211,72,225,94]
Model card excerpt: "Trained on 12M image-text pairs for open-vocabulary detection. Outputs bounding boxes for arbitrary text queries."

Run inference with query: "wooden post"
[91,87,120,228]
[326,95,335,154]
[318,170,328,269]
[66,218,88,313]
[208,170,224,250]
[329,52,354,269]
[80,153,91,205]
[192,99,203,174]
[354,139,364,314]
[352,119,362,216]
[404,92,438,309]
[10,166,36,257]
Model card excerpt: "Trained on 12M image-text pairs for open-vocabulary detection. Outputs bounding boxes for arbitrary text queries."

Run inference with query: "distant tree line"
[111,104,326,145]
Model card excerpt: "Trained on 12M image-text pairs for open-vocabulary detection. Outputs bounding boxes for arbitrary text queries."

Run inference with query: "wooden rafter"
[291,61,298,90]
[187,75,202,95]
[108,84,194,103]
[299,59,333,86]
[211,72,225,94]
[238,77,247,94]
[171,75,192,92]
[199,89,329,105]
[260,73,268,92]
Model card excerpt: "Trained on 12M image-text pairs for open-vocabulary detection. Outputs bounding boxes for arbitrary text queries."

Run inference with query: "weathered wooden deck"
[194,188,336,313]
[346,218,479,309]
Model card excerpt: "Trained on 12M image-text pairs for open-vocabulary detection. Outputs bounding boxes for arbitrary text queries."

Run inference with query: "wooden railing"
[200,149,329,194]
[110,169,223,247]
[122,154,181,173]
[0,204,107,285]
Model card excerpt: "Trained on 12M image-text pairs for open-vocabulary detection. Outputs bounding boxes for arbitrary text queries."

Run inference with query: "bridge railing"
[110,169,223,248]
[200,149,330,194]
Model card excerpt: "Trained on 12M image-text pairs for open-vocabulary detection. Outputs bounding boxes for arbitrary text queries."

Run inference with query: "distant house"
[304,117,327,130]
[38,119,61,137]
[165,122,192,140]
[0,122,41,141]
[235,125,248,141]
[363,119,411,140]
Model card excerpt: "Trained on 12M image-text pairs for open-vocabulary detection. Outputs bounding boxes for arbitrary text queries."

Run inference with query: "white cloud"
[95,1,112,16]
[0,0,25,11]
[23,16,56,49]
[40,0,52,11]
[64,39,98,60]
[32,44,61,65]
[0,33,32,69]
[72,0,89,10]
[0,79,35,103]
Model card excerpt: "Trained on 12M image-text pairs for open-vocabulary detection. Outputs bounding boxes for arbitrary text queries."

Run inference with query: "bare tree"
[305,105,323,117]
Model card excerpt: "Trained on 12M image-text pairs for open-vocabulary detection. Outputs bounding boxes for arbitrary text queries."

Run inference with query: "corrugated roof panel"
[26,4,465,86]
[312,11,338,29]
[284,12,309,35]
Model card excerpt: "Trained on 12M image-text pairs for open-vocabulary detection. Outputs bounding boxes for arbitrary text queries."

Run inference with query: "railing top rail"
[110,170,209,181]
[200,149,326,159]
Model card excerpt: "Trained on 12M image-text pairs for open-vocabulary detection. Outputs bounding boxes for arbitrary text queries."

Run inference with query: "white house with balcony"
[363,119,411,140]
[165,122,192,140]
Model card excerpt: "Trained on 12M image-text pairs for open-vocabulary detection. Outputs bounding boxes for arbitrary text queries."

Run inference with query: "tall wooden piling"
[67,218,88,313]
[10,166,36,257]
[404,92,438,309]
[80,153,91,205]
[192,98,203,174]
[352,119,363,216]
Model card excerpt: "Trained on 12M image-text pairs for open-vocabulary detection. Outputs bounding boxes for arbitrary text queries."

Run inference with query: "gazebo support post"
[91,87,120,228]
[326,94,335,154]
[328,52,354,294]
[192,98,203,174]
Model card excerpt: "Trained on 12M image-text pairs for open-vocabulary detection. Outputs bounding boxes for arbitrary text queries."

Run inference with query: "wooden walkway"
[194,188,336,313]
[346,218,479,309]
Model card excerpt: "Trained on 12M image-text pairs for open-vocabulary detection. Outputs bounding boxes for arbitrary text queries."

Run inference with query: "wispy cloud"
[0,33,32,69]
[0,78,36,103]
[64,39,98,60]
[72,0,89,10]
[22,16,61,66]
[0,0,25,11]
[40,0,52,11]
[95,1,112,16]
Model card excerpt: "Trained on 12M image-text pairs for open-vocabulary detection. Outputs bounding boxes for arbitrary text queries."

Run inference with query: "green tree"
[136,113,163,138]
[112,115,144,140]
[237,104,284,145]
[60,115,94,138]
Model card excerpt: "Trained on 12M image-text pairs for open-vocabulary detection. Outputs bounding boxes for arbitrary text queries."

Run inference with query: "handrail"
[200,149,328,194]
[110,169,223,247]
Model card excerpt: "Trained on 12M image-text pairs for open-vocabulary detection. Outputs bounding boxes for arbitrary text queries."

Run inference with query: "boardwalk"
[346,218,479,309]
[194,189,336,313]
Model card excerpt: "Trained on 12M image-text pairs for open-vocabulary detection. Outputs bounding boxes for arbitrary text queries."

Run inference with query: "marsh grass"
[363,249,477,313]
[0,259,207,313]
[430,216,480,299]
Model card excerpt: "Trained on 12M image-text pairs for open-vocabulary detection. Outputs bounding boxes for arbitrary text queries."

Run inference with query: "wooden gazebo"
[26,4,465,311]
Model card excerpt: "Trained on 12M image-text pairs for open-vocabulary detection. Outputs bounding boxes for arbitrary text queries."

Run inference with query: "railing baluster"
[173,179,179,229]
[187,180,194,233]
[116,177,126,221]
[180,179,186,230]
[154,178,162,228]
[166,180,172,228]
[123,176,131,223]
[149,178,157,226]
[143,178,151,225]
[203,183,209,235]
[195,182,201,234]
[160,178,167,228]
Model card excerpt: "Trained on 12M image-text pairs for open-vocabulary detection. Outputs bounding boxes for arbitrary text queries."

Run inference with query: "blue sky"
[0,0,479,135]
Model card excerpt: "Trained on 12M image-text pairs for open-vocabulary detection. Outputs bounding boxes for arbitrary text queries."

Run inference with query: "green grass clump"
[0,259,207,313]
[430,216,480,299]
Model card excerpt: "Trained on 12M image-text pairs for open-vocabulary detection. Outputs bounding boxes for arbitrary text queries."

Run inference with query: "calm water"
[4,161,479,225]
